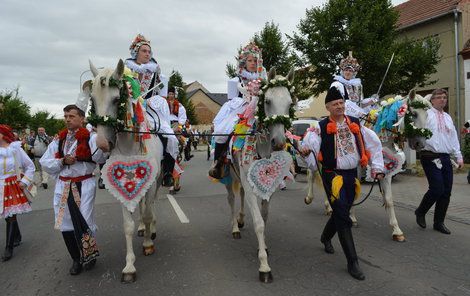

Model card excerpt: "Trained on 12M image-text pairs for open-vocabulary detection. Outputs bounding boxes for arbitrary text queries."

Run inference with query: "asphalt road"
[1,148,469,296]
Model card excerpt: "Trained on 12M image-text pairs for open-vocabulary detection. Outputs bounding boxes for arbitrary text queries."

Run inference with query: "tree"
[30,110,65,136]
[290,0,441,97]
[168,71,198,124]
[0,88,31,130]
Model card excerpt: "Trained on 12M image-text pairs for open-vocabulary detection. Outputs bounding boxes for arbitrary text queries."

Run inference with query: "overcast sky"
[0,0,407,118]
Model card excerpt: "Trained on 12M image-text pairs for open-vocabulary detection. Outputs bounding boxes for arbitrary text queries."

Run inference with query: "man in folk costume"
[415,89,464,234]
[124,34,177,187]
[300,86,384,280]
[40,104,108,275]
[332,52,376,116]
[167,86,187,126]
[209,42,267,179]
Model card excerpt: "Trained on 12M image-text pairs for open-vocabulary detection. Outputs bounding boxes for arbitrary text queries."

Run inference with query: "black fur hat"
[325,86,344,104]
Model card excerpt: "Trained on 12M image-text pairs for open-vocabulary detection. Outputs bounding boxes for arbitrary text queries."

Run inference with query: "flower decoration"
[124,181,136,193]
[135,166,147,179]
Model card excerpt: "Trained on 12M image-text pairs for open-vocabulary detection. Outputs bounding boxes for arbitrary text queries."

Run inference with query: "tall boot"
[337,227,365,280]
[13,220,22,247]
[208,143,226,179]
[320,217,336,254]
[414,192,436,228]
[162,154,175,187]
[2,218,17,261]
[433,198,451,234]
[62,231,82,275]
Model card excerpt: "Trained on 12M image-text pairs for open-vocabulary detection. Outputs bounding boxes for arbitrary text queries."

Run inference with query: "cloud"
[0,0,406,118]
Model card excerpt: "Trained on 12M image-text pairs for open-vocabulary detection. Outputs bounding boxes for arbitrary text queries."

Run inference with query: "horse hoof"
[143,245,155,256]
[232,232,241,239]
[237,221,244,229]
[259,271,273,283]
[151,232,157,240]
[304,196,313,205]
[137,230,144,237]
[393,234,406,242]
[121,272,136,283]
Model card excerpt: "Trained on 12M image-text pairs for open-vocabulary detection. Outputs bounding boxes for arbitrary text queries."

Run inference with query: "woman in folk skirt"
[0,125,35,261]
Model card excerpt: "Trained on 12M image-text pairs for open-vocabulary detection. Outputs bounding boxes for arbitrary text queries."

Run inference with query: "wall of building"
[399,13,466,127]
[189,90,222,124]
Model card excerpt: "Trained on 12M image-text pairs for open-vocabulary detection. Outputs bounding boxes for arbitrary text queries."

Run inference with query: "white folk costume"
[0,125,35,261]
[40,127,108,266]
[332,53,376,116]
[125,34,176,186]
[0,141,35,218]
[301,86,384,281]
[168,98,188,126]
[213,43,267,145]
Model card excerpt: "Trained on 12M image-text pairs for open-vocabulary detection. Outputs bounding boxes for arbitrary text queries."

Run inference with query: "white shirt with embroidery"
[301,119,384,172]
[0,141,35,185]
[423,107,462,162]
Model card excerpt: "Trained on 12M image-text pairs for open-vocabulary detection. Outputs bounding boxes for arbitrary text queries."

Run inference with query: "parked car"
[291,118,319,173]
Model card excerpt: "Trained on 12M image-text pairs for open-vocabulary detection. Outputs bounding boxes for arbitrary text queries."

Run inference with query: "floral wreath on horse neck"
[87,76,132,131]
[255,77,296,129]
[403,99,433,140]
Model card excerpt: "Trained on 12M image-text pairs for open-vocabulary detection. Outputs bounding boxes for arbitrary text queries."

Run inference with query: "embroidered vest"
[55,128,93,162]
[318,116,367,169]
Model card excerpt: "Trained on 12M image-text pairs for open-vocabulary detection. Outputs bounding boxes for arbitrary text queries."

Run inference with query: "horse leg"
[381,176,405,242]
[121,206,137,283]
[324,198,333,216]
[305,169,314,205]
[242,180,272,283]
[237,186,245,228]
[226,182,241,239]
[137,201,145,237]
[141,193,156,255]
[349,206,358,227]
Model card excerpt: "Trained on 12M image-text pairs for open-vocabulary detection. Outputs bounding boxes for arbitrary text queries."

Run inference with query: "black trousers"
[158,134,175,175]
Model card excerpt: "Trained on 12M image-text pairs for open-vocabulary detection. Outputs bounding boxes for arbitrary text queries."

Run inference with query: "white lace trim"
[333,75,362,87]
[125,59,160,75]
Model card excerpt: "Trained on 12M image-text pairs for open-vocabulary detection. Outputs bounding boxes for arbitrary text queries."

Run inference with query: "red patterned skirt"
[1,175,32,218]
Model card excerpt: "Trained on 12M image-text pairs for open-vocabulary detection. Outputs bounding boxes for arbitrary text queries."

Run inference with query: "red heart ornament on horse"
[101,155,159,212]
[247,151,292,201]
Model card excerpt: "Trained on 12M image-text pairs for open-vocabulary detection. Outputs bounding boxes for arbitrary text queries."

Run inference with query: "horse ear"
[89,60,99,77]
[113,59,125,80]
[408,89,416,101]
[286,67,295,84]
[267,67,276,82]
[82,80,93,96]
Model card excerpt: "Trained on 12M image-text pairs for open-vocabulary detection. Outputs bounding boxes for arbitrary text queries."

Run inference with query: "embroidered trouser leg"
[416,155,453,223]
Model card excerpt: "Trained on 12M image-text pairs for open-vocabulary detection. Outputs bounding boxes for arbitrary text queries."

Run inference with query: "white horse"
[223,68,294,283]
[85,59,162,283]
[304,90,430,242]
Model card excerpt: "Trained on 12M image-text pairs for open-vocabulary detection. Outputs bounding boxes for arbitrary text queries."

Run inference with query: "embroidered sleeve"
[39,139,63,175]
[178,104,187,125]
[18,148,35,186]
[361,126,384,172]
[447,115,463,161]
[301,130,321,171]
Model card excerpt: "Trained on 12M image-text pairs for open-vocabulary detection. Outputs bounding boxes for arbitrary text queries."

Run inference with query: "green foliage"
[225,63,238,79]
[0,88,31,130]
[30,111,65,136]
[168,71,198,124]
[290,0,441,97]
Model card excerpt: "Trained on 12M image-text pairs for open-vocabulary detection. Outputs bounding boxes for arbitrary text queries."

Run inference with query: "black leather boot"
[162,154,175,187]
[320,217,336,254]
[2,218,17,261]
[434,197,451,234]
[208,143,226,179]
[415,192,436,228]
[62,231,82,275]
[13,220,22,247]
[338,228,365,280]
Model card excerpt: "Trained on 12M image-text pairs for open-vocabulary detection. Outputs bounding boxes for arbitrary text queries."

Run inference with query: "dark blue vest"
[318,116,364,170]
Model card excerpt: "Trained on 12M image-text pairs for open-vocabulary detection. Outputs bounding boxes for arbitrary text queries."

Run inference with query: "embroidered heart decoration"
[247,151,292,201]
[101,155,158,212]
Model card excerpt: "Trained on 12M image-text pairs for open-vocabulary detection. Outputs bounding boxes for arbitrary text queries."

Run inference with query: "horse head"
[262,67,295,151]
[405,89,431,151]
[83,59,125,151]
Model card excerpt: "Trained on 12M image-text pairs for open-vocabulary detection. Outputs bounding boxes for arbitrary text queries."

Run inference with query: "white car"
[291,118,320,172]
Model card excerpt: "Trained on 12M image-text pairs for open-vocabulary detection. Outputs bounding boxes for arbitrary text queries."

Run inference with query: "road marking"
[166,194,190,223]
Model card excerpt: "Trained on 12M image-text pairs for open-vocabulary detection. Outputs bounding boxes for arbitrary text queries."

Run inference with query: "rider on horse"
[209,42,267,179]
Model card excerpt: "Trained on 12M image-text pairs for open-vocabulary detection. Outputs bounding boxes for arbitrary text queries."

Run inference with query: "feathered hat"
[129,34,152,59]
[339,51,361,72]
[237,42,264,74]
